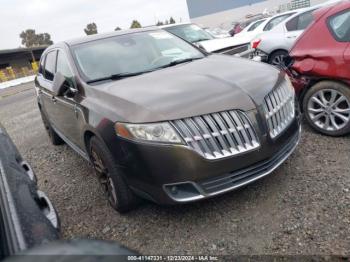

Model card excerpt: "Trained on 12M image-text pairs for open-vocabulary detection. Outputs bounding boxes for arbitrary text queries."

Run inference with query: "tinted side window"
[44,51,57,81]
[264,13,294,31]
[286,11,314,31]
[57,51,73,78]
[329,9,350,42]
[286,16,298,31]
[297,11,315,30]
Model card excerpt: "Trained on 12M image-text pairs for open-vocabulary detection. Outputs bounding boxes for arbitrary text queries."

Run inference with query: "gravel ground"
[0,82,349,256]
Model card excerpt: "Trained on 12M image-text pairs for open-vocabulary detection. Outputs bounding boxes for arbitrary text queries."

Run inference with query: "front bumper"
[114,109,301,205]
[170,128,300,202]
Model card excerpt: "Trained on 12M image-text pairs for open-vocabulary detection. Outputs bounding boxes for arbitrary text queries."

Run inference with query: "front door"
[52,50,82,148]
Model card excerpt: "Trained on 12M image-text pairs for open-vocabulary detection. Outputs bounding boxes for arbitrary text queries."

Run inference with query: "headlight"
[115,122,183,144]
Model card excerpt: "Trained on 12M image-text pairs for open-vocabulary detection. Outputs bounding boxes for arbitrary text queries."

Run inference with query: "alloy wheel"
[271,54,286,67]
[307,89,350,132]
[90,149,118,206]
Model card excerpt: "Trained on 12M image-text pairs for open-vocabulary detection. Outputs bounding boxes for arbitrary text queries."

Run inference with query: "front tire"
[303,81,350,136]
[89,136,139,213]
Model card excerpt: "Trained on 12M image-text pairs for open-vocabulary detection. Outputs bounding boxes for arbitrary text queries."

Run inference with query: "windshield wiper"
[87,58,202,83]
[158,57,202,69]
[86,72,145,84]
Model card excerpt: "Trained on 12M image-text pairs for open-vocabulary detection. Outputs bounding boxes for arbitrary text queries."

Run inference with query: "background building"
[186,0,333,29]
[0,46,46,82]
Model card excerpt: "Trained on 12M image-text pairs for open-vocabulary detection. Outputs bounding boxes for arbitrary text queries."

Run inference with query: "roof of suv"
[61,27,159,47]
[159,23,191,29]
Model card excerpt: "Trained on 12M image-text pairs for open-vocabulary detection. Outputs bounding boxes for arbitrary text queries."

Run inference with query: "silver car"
[252,6,318,66]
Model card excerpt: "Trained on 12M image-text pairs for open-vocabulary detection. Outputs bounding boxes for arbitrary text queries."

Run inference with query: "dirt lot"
[0,82,349,256]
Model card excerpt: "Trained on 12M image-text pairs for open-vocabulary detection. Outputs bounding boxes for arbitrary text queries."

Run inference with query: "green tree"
[37,33,53,45]
[156,21,164,26]
[130,20,142,29]
[19,29,53,47]
[169,17,176,24]
[115,26,122,31]
[84,23,98,35]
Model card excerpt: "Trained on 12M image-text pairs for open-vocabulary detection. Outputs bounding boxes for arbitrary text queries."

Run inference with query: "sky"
[0,0,190,50]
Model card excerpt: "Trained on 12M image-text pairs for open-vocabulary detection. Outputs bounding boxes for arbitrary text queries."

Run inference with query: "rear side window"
[264,13,295,31]
[44,51,57,81]
[328,9,350,42]
[286,10,315,31]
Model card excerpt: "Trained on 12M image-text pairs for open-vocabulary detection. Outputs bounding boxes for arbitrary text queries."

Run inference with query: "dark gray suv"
[35,28,301,212]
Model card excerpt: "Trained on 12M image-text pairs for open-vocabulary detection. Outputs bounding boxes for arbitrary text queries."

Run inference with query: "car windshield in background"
[72,31,205,82]
[164,24,215,43]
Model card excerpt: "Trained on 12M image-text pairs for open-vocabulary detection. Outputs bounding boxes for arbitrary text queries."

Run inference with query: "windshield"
[164,24,215,43]
[72,31,205,82]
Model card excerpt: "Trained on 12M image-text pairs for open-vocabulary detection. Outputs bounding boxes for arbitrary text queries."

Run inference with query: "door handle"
[287,35,297,39]
[51,96,57,103]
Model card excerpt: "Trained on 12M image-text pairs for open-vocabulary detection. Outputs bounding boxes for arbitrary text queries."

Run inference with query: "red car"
[287,1,350,136]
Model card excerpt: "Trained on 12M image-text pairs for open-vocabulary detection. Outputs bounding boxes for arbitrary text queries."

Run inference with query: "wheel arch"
[268,49,289,63]
[82,126,115,160]
[299,78,350,112]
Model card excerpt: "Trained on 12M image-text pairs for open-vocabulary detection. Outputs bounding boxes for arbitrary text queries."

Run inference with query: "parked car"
[285,1,350,136]
[228,15,266,36]
[224,11,299,58]
[161,23,252,56]
[35,28,301,213]
[225,18,267,52]
[204,27,231,38]
[0,124,59,259]
[251,1,341,66]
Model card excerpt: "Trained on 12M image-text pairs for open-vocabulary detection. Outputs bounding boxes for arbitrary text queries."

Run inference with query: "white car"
[161,23,252,56]
[252,0,341,66]
[212,10,299,56]
[252,7,320,66]
[231,18,268,45]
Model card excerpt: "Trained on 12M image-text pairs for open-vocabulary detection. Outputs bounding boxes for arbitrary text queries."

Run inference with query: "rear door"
[53,50,81,147]
[38,50,58,125]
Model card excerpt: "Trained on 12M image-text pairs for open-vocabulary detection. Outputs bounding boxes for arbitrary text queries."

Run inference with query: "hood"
[84,55,282,123]
[197,37,251,53]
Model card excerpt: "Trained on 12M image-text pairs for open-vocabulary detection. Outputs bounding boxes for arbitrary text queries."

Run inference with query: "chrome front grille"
[171,111,260,160]
[263,80,295,138]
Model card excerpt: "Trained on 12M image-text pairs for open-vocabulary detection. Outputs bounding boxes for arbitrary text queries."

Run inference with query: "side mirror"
[52,72,77,97]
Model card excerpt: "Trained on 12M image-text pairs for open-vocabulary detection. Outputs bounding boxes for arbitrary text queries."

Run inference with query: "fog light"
[171,186,178,195]
[164,183,204,202]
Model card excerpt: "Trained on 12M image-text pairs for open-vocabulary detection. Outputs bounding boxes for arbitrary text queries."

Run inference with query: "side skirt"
[51,126,91,162]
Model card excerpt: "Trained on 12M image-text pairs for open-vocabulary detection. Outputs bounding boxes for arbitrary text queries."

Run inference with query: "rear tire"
[89,136,139,213]
[303,81,350,136]
[39,107,64,145]
[268,50,288,67]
